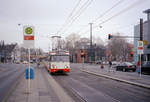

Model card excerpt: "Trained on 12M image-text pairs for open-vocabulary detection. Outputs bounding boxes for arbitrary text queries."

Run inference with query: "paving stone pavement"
[6,65,60,102]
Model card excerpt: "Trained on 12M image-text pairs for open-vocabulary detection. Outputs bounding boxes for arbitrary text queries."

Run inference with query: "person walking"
[108,60,112,72]
[37,61,40,68]
[100,61,104,69]
[137,60,140,74]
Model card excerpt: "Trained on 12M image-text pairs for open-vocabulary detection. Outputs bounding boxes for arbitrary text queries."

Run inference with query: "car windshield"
[51,55,69,62]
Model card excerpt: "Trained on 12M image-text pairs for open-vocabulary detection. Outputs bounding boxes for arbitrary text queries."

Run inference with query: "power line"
[80,0,147,36]
[62,0,94,34]
[57,0,93,35]
[92,0,125,23]
[77,0,125,34]
[57,0,82,35]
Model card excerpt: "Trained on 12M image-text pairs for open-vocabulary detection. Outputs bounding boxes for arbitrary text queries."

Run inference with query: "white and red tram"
[48,51,70,74]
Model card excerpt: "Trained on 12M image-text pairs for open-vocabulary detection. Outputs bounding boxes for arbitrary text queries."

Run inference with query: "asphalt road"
[0,63,25,102]
[52,63,150,102]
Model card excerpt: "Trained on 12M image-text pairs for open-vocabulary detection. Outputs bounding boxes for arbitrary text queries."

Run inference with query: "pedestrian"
[100,61,104,69]
[137,60,140,74]
[108,60,112,72]
[37,61,40,68]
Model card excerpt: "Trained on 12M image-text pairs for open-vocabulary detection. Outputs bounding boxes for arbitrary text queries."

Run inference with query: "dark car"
[116,62,136,72]
[95,60,101,64]
[141,61,150,73]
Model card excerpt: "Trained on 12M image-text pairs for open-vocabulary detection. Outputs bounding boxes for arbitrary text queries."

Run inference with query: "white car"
[112,61,119,65]
[23,61,28,64]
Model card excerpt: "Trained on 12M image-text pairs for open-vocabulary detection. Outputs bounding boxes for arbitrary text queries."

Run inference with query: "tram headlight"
[64,65,69,69]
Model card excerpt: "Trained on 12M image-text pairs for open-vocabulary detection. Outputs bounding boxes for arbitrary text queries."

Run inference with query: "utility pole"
[89,23,93,49]
[139,18,143,77]
[140,18,143,41]
[89,23,93,63]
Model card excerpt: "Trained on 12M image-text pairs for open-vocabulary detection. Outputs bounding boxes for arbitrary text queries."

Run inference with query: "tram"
[47,50,70,74]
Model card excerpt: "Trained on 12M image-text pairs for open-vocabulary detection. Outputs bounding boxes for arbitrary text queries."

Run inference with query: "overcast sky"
[0,0,150,51]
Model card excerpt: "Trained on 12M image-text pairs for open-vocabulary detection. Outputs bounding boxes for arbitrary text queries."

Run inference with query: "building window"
[147,44,150,49]
[148,54,150,61]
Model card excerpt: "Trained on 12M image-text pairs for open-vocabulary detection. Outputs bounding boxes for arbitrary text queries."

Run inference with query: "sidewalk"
[6,64,74,102]
[81,64,150,89]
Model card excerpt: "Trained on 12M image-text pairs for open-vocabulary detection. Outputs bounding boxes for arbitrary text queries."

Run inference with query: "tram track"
[43,63,150,102]
[52,74,88,102]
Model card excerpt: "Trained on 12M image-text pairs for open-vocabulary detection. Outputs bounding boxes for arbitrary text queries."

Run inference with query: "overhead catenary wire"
[56,0,82,35]
[57,0,93,36]
[80,0,147,36]
[61,0,94,34]
[91,0,125,23]
[77,0,125,34]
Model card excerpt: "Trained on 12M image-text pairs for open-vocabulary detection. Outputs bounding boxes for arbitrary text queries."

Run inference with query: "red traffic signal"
[108,34,112,40]
[130,51,134,57]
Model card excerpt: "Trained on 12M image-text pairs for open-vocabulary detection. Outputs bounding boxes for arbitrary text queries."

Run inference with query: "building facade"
[134,9,150,63]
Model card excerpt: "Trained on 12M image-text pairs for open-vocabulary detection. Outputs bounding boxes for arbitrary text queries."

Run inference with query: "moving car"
[141,61,150,73]
[116,62,136,72]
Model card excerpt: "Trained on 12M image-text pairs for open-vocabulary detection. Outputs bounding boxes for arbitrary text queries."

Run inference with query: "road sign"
[143,40,148,45]
[23,26,34,48]
[137,41,144,54]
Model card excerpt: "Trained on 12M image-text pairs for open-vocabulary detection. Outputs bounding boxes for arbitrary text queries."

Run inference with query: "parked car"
[141,61,150,73]
[15,61,20,64]
[112,61,119,65]
[103,61,109,65]
[95,60,101,64]
[23,61,28,64]
[116,62,136,72]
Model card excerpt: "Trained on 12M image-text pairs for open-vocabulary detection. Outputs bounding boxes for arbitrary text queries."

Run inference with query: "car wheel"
[116,68,118,71]
[123,68,126,72]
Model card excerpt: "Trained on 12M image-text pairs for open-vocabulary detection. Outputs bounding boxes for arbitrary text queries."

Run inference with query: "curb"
[81,69,150,90]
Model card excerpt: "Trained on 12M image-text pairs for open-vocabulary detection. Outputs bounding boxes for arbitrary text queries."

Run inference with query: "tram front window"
[51,55,69,62]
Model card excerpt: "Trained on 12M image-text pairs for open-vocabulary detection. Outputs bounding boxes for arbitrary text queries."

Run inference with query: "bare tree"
[65,33,80,50]
[107,33,131,61]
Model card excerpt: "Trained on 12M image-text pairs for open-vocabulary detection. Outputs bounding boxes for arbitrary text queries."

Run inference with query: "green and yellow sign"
[25,27,33,35]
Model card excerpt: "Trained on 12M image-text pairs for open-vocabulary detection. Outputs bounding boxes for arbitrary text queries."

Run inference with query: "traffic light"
[130,51,134,57]
[108,34,112,40]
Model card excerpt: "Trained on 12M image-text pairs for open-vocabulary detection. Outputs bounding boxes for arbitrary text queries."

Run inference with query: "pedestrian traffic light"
[108,34,112,40]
